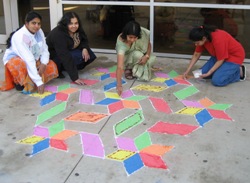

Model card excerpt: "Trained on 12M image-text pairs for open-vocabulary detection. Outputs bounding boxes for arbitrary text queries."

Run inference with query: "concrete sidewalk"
[0,46,250,183]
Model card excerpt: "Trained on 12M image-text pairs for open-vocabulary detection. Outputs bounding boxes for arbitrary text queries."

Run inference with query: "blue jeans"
[70,48,96,70]
[53,48,96,72]
[201,56,240,86]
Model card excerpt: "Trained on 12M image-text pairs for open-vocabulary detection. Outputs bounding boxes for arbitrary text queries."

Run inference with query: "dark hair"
[58,12,85,34]
[189,24,216,42]
[120,21,141,40]
[25,11,42,23]
[6,11,42,48]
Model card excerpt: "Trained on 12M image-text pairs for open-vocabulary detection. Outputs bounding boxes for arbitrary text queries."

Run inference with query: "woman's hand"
[200,72,211,78]
[38,63,46,76]
[138,55,149,65]
[82,48,90,62]
[182,71,189,79]
[74,78,85,85]
[116,85,123,96]
[37,84,45,94]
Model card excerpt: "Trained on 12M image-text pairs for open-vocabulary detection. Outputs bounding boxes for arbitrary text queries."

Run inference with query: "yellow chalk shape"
[106,149,135,161]
[176,107,203,115]
[105,92,121,99]
[16,135,45,145]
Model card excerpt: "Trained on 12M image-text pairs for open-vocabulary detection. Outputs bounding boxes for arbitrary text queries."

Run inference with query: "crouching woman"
[0,11,58,94]
[116,21,156,95]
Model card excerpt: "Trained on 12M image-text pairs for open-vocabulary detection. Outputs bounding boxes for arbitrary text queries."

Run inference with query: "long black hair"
[120,21,141,40]
[189,24,217,42]
[6,11,42,48]
[58,12,86,36]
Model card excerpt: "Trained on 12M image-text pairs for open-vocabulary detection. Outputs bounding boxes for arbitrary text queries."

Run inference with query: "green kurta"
[115,27,156,81]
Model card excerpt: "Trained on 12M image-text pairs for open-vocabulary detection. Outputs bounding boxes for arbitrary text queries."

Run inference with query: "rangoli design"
[16,65,233,176]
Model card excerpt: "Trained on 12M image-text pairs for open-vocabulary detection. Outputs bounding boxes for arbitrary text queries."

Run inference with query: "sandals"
[124,69,135,80]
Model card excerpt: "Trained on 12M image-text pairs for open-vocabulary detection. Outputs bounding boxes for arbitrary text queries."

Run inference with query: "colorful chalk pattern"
[16,66,233,176]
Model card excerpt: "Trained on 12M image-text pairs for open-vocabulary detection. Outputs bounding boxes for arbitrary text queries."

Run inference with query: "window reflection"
[200,8,238,38]
[154,3,178,46]
[99,4,135,39]
[63,4,149,50]
[62,3,249,58]
[153,6,250,58]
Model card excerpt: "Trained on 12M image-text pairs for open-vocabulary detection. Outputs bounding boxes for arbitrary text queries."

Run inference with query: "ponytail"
[6,27,22,48]
[189,24,216,42]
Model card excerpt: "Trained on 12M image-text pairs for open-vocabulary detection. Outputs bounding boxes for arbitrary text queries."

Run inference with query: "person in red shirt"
[183,25,246,86]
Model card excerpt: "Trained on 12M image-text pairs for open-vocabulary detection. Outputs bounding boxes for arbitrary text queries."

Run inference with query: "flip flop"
[124,69,135,80]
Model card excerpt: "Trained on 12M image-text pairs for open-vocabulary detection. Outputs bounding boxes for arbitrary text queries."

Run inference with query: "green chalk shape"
[36,102,67,125]
[168,70,179,78]
[134,132,151,151]
[109,65,117,73]
[125,96,148,101]
[115,110,144,136]
[49,120,65,137]
[58,84,70,91]
[174,86,199,100]
[208,103,232,110]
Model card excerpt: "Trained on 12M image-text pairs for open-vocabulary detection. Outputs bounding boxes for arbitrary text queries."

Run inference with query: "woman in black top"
[46,12,96,85]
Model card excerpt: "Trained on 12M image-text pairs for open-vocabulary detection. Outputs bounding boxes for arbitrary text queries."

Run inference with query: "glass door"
[0,0,13,44]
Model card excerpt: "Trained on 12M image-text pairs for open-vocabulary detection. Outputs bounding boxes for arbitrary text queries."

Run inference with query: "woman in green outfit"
[115,21,156,95]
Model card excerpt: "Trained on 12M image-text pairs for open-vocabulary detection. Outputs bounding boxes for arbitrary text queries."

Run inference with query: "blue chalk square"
[101,73,110,81]
[123,153,144,175]
[165,79,177,87]
[40,93,56,106]
[195,109,213,127]
[32,138,50,155]
[95,98,120,105]
[104,80,126,91]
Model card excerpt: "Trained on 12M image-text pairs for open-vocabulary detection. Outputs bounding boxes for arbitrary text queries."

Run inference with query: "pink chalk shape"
[149,97,172,114]
[154,72,168,78]
[181,100,204,108]
[45,85,57,93]
[80,132,105,158]
[148,121,199,136]
[108,101,124,114]
[116,137,137,152]
[56,92,69,101]
[139,153,167,169]
[207,109,233,121]
[97,68,109,73]
[121,89,134,99]
[33,126,49,138]
[83,79,99,86]
[80,90,94,105]
[50,139,68,151]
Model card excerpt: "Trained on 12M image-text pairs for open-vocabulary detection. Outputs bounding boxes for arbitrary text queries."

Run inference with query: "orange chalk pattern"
[64,111,108,123]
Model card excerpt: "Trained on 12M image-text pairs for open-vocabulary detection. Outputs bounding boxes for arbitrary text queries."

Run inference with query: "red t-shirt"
[195,30,245,65]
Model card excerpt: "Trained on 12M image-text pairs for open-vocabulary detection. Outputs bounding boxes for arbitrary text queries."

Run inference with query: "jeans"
[71,48,96,70]
[201,56,240,86]
[53,48,96,72]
